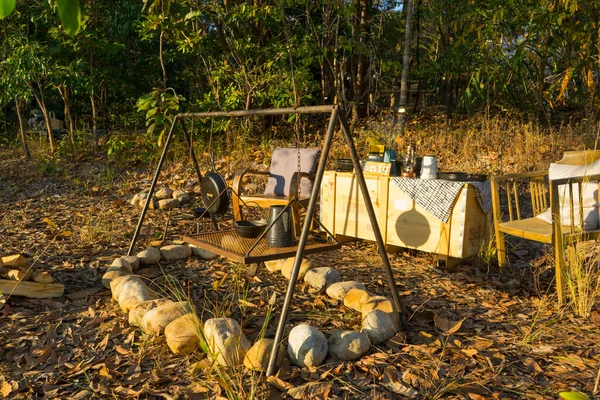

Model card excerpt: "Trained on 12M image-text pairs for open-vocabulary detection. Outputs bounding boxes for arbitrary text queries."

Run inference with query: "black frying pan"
[201,152,230,215]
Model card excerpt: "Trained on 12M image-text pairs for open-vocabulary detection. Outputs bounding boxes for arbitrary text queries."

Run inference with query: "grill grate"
[182,230,341,263]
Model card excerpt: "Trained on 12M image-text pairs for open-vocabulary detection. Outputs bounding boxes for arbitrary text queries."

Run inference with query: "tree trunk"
[15,98,31,161]
[395,0,414,141]
[58,85,75,153]
[90,46,98,153]
[32,83,55,155]
[91,94,98,153]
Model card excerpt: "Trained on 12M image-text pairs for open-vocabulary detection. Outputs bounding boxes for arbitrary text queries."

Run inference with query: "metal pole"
[266,107,339,377]
[127,117,179,256]
[338,113,404,330]
[179,119,203,184]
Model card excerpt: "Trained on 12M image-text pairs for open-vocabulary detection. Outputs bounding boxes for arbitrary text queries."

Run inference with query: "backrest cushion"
[535,158,600,230]
[263,148,321,197]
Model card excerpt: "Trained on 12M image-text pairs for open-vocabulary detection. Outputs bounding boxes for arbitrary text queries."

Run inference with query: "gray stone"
[361,310,396,344]
[110,275,142,301]
[172,189,191,203]
[141,301,192,335]
[160,244,192,261]
[110,257,133,274]
[158,198,180,210]
[121,256,140,271]
[189,245,218,260]
[303,267,341,292]
[117,278,157,312]
[325,281,366,300]
[156,187,174,200]
[204,318,251,367]
[328,330,370,361]
[287,324,328,368]
[137,248,161,265]
[129,298,173,328]
[101,269,129,289]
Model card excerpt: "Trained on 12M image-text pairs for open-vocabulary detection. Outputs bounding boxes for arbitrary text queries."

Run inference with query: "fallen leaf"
[99,365,112,380]
[381,372,418,397]
[0,380,18,397]
[267,375,295,391]
[434,314,464,335]
[523,358,544,377]
[461,348,478,358]
[288,381,332,399]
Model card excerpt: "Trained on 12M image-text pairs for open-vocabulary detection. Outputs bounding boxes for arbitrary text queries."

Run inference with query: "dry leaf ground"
[1,148,599,400]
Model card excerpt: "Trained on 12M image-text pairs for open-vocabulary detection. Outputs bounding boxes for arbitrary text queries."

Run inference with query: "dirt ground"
[0,149,599,399]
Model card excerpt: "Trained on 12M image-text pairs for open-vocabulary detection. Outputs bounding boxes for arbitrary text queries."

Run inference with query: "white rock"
[156,187,174,200]
[110,275,140,301]
[264,259,286,273]
[101,269,130,289]
[303,267,340,292]
[142,301,192,335]
[130,193,142,207]
[172,189,191,203]
[137,248,161,265]
[281,257,313,280]
[165,313,202,355]
[204,318,251,367]
[328,330,370,361]
[362,310,396,344]
[326,281,366,300]
[160,244,192,261]
[110,257,133,274]
[189,245,218,260]
[129,298,173,328]
[121,256,140,270]
[159,198,180,210]
[287,324,328,368]
[117,278,157,312]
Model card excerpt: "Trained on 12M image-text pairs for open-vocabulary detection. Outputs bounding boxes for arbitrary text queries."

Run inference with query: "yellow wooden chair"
[491,150,600,303]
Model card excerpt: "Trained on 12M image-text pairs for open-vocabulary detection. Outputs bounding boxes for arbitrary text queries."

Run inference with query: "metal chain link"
[295,116,301,199]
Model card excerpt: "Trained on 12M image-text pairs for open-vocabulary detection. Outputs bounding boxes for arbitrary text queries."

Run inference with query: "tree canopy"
[0,0,599,153]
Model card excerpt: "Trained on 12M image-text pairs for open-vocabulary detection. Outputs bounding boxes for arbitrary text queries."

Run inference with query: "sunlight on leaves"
[57,0,81,37]
[0,0,15,18]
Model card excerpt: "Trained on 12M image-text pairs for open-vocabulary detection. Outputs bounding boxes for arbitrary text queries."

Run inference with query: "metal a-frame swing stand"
[126,105,404,377]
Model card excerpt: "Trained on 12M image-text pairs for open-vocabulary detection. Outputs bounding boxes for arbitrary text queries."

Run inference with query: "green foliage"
[0,0,15,18]
[57,0,82,37]
[136,89,185,147]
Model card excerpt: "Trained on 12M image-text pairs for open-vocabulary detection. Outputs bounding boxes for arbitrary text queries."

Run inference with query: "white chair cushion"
[535,159,600,230]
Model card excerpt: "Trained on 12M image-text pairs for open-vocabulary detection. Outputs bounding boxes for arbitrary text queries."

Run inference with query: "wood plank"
[0,279,64,298]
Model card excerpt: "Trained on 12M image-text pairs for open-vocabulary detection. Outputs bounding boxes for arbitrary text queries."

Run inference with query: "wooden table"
[320,171,490,266]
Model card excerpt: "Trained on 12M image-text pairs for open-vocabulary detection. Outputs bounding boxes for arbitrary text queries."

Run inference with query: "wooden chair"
[491,150,600,303]
[231,148,321,235]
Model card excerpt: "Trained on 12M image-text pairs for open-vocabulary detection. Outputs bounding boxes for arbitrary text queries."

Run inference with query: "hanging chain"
[295,115,301,199]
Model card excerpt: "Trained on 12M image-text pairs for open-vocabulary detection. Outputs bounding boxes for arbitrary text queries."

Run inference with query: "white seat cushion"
[536,159,600,230]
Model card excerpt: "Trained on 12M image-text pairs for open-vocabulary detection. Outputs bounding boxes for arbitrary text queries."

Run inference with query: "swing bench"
[126,105,404,377]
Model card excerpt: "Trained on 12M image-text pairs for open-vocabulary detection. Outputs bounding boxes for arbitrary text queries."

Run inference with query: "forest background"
[0,0,599,167]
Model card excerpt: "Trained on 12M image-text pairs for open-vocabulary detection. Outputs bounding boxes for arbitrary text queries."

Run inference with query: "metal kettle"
[266,205,294,247]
